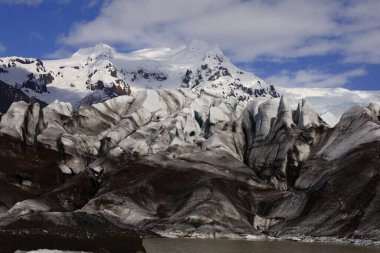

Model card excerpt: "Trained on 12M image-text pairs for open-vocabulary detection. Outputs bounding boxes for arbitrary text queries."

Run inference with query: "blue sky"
[0,0,379,90]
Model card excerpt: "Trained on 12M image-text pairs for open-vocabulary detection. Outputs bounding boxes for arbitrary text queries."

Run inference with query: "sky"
[0,0,379,90]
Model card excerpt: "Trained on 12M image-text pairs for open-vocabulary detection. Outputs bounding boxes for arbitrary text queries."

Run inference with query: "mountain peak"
[72,43,115,59]
[187,40,218,51]
[170,40,224,63]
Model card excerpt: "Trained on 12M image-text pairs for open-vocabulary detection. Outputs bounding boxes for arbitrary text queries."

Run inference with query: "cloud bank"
[61,0,380,63]
[0,0,72,6]
[0,43,5,53]
[0,0,43,6]
[267,68,367,88]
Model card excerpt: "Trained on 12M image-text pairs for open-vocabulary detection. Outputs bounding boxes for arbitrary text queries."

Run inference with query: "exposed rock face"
[0,89,380,245]
[178,41,280,101]
[0,80,47,113]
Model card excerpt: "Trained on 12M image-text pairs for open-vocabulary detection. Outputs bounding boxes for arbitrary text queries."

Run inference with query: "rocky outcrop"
[0,89,380,244]
[0,50,131,113]
[0,80,47,113]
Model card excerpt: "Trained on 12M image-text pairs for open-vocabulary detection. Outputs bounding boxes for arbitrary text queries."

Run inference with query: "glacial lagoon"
[143,238,380,253]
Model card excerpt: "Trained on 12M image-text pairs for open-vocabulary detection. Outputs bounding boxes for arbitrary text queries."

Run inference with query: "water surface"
[143,238,380,253]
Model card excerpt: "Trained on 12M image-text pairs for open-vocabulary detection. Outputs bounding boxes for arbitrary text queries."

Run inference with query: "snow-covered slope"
[101,40,278,100]
[0,41,279,112]
[279,87,380,126]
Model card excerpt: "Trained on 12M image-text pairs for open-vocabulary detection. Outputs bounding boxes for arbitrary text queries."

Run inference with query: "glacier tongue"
[0,89,380,242]
[1,42,380,246]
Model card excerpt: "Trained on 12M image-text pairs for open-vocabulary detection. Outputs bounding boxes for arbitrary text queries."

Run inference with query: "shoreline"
[149,231,380,248]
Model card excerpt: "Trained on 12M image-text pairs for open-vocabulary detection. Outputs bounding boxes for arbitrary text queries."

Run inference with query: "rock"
[0,101,43,145]
[8,199,50,216]
[0,80,47,114]
[368,102,380,118]
[272,96,294,131]
[316,104,380,161]
[297,99,326,129]
[25,102,41,145]
[254,98,280,142]
[0,101,29,141]
[37,100,73,150]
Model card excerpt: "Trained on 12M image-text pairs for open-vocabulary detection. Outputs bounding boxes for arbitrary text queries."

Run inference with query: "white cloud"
[0,0,73,6]
[57,0,72,4]
[82,0,99,9]
[266,68,367,88]
[29,31,44,41]
[0,43,5,53]
[60,0,380,63]
[44,48,73,59]
[341,30,380,64]
[0,0,43,6]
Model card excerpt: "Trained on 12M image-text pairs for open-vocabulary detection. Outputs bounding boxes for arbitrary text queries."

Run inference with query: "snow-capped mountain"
[1,42,380,250]
[0,41,279,112]
[1,40,378,127]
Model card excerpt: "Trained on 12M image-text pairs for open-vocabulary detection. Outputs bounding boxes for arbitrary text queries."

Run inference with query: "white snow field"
[280,87,380,126]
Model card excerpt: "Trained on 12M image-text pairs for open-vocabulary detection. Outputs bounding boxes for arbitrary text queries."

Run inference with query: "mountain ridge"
[0,41,279,113]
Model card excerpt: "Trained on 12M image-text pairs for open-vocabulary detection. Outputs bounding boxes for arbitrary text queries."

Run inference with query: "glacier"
[0,87,379,252]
